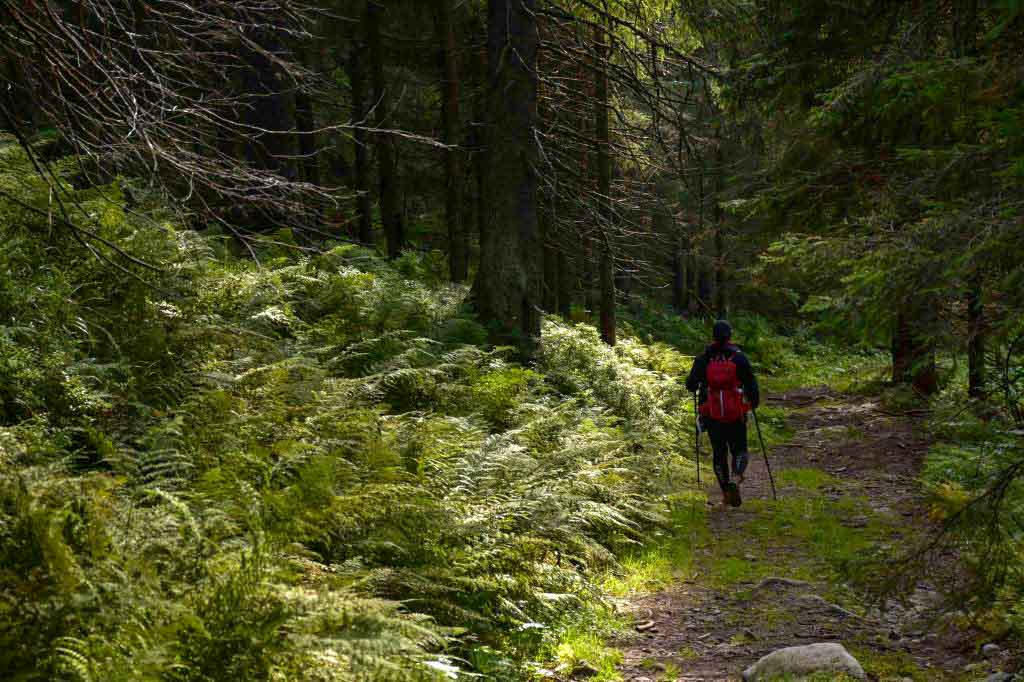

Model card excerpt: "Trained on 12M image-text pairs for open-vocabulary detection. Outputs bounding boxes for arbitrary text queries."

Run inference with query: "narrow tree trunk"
[696,161,710,316]
[475,0,540,355]
[438,0,468,281]
[295,89,319,186]
[469,33,487,273]
[294,45,320,189]
[967,277,986,398]
[474,122,486,260]
[583,234,596,315]
[686,252,698,315]
[348,44,374,245]
[541,209,558,313]
[557,249,573,320]
[892,311,911,384]
[599,239,616,345]
[367,1,405,258]
[672,241,686,314]
[713,142,727,317]
[713,228,725,316]
[595,9,615,346]
[957,3,984,399]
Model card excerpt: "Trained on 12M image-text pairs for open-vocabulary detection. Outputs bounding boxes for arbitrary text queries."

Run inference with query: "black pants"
[704,416,749,491]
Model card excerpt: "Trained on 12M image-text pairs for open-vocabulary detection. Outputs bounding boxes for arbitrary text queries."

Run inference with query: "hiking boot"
[725,482,742,507]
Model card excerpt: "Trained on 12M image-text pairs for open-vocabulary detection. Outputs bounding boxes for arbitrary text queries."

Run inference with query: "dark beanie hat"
[713,320,732,343]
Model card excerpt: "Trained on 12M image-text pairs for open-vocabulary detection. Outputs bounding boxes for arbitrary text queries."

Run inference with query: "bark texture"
[367,1,405,258]
[475,0,541,355]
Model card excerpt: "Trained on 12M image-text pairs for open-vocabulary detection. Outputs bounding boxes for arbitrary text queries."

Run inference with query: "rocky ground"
[610,387,1019,682]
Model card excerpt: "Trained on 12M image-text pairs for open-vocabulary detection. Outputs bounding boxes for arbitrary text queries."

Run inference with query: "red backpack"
[699,350,749,423]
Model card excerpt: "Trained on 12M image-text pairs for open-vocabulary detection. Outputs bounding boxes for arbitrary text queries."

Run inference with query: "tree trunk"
[672,242,686,314]
[240,26,297,183]
[686,252,698,315]
[475,0,540,355]
[294,45,320,190]
[367,1,405,258]
[713,141,727,317]
[469,32,487,274]
[437,0,468,281]
[542,209,558,313]
[698,268,712,315]
[892,311,911,384]
[967,277,986,398]
[557,249,573,320]
[695,160,709,315]
[599,239,616,345]
[348,44,374,246]
[892,304,938,395]
[595,9,615,346]
[295,88,319,186]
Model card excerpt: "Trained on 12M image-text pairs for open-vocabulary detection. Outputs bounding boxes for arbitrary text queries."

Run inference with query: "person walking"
[686,320,760,507]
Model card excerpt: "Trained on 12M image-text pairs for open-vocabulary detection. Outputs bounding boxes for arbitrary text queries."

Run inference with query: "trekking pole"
[693,389,701,486]
[751,407,778,501]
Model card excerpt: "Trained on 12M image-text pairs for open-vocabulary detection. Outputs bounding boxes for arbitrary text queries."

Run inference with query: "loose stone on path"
[741,642,866,681]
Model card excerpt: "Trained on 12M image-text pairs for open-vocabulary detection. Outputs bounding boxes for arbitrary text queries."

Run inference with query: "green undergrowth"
[776,467,841,491]
[0,140,710,680]
[602,492,710,597]
[539,605,630,682]
[0,138,911,681]
[599,472,900,598]
[908,374,1024,642]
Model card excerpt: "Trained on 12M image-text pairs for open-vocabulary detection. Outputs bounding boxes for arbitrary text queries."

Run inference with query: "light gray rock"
[982,643,1001,658]
[741,642,866,681]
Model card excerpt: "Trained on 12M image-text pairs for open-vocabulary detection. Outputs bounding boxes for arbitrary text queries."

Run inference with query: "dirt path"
[612,387,995,681]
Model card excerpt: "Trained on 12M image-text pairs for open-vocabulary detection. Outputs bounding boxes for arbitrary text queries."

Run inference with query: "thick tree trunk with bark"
[475,0,541,355]
[437,0,468,281]
[367,1,405,258]
[892,304,938,395]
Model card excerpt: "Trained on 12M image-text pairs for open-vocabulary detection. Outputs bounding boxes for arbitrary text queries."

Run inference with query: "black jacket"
[685,343,760,409]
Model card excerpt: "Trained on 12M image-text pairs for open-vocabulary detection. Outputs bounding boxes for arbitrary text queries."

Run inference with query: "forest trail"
[612,387,991,682]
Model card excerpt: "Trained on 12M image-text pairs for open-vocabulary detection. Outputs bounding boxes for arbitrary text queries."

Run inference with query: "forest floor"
[607,386,1014,682]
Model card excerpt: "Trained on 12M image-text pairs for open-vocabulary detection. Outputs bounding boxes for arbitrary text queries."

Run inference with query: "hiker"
[686,320,760,507]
